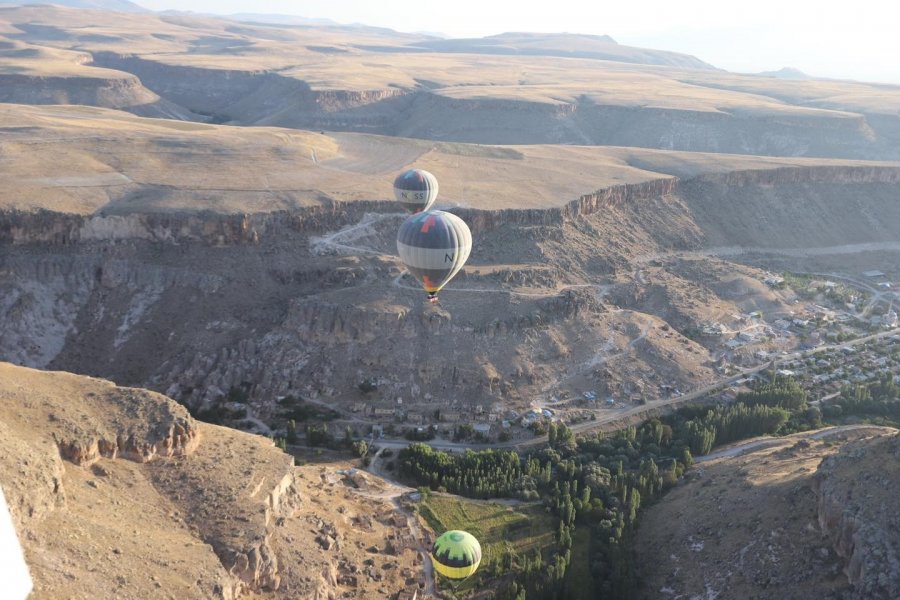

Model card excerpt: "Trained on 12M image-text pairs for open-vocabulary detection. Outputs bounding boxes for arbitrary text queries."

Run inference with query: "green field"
[562,528,596,600]
[418,494,556,594]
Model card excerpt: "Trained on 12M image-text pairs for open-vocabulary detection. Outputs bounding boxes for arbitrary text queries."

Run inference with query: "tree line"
[399,398,794,599]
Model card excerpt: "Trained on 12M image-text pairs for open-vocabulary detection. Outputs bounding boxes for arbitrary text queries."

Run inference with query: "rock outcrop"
[0,72,160,108]
[633,427,899,600]
[814,433,900,599]
[0,362,429,600]
[0,362,304,599]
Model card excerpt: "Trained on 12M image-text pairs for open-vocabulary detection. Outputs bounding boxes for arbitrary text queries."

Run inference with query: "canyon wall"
[91,53,408,127]
[0,72,158,108]
[682,166,900,248]
[814,433,900,599]
[0,363,305,598]
[59,53,900,160]
[3,166,898,246]
[0,177,678,246]
[2,166,899,427]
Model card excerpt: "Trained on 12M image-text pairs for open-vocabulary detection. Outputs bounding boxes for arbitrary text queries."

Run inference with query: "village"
[257,266,900,449]
[296,269,896,447]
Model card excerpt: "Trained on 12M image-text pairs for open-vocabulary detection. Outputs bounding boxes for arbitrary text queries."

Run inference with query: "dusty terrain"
[0,362,428,600]
[1,6,899,158]
[633,427,900,600]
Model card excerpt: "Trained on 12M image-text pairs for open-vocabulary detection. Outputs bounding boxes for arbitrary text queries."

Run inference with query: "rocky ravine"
[0,362,426,600]
[89,53,900,160]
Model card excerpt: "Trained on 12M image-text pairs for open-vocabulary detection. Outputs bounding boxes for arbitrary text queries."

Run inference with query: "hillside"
[0,6,899,159]
[412,31,715,69]
[1,103,899,440]
[0,361,429,600]
[0,0,146,11]
[633,427,900,599]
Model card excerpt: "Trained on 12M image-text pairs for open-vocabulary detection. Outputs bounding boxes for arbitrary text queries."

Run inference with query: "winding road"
[696,424,898,462]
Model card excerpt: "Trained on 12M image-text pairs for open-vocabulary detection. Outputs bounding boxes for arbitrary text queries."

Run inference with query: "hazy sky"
[135,0,900,84]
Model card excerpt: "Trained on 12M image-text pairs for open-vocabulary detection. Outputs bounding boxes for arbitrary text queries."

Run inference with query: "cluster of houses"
[343,270,898,442]
[353,399,523,440]
[779,334,900,396]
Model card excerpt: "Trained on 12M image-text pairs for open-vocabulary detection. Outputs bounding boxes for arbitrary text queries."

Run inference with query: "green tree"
[351,439,368,458]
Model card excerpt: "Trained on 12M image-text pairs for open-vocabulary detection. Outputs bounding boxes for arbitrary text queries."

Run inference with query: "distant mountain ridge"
[413,31,716,69]
[225,12,341,27]
[0,0,146,11]
[758,66,810,79]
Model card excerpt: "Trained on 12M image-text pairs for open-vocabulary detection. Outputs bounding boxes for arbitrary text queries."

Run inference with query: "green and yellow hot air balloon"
[430,530,481,580]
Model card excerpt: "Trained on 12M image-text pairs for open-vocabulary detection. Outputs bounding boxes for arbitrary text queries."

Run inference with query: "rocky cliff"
[4,165,897,247]
[0,362,430,600]
[681,166,900,248]
[74,54,900,160]
[0,71,160,108]
[0,362,300,599]
[814,433,900,599]
[634,427,899,600]
[2,164,899,426]
[91,53,408,126]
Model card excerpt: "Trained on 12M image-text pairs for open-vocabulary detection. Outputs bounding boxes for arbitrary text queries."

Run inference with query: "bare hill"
[411,31,715,69]
[0,0,146,11]
[1,6,899,159]
[633,427,900,599]
[0,361,429,600]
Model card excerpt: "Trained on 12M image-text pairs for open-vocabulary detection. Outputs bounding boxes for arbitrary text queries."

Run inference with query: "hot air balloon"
[396,210,472,303]
[430,530,482,580]
[393,169,439,213]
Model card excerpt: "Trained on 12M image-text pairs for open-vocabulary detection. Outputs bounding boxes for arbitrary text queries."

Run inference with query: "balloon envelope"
[397,210,472,296]
[393,169,439,213]
[430,530,482,580]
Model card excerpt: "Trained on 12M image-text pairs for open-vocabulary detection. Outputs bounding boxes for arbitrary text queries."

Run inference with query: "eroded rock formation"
[0,362,303,599]
[814,433,900,599]
[2,165,899,426]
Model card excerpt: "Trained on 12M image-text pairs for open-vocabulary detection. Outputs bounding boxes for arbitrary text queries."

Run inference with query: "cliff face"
[0,363,432,600]
[0,362,304,599]
[633,428,898,600]
[90,53,408,126]
[0,210,265,245]
[682,167,900,248]
[0,72,160,108]
[814,433,900,600]
[393,94,892,159]
[66,54,900,160]
[1,165,899,426]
